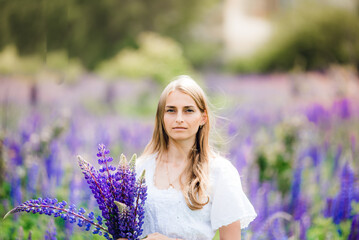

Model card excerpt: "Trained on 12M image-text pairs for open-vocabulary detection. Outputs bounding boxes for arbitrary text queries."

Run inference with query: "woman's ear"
[201,110,208,126]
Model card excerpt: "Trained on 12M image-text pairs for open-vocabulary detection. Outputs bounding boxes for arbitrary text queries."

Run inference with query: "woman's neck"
[166,139,193,164]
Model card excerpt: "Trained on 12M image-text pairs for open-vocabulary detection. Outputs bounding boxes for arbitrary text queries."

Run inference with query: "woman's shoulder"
[135,152,157,174]
[208,152,242,192]
[209,152,238,176]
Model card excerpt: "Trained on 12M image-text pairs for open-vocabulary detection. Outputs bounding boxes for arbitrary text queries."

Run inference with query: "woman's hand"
[117,233,182,240]
[143,233,180,240]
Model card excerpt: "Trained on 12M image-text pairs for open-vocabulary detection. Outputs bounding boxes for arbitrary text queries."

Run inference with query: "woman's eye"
[166,109,175,113]
[186,109,194,112]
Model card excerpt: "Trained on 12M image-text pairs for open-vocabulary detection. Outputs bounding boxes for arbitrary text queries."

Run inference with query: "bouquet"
[3,144,147,240]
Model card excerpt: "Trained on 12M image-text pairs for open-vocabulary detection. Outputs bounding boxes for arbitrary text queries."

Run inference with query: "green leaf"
[114,201,129,214]
[129,154,137,169]
[118,154,128,169]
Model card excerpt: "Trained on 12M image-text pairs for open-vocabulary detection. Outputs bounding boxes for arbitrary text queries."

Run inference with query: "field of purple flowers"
[0,70,359,239]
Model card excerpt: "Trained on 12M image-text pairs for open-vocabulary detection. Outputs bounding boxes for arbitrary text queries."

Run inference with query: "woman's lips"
[173,127,187,129]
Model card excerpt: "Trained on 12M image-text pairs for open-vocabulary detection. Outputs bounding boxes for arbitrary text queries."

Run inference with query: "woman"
[132,75,256,240]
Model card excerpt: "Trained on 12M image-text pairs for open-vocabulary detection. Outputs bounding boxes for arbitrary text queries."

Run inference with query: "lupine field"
[0,70,359,239]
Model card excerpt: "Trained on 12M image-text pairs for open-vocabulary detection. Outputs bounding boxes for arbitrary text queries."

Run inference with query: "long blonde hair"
[143,75,212,210]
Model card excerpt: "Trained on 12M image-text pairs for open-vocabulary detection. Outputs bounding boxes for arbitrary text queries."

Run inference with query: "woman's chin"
[170,135,196,143]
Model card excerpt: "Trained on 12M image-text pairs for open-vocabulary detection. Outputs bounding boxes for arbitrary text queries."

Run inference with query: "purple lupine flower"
[44,142,58,180]
[26,163,39,198]
[307,146,321,167]
[227,122,237,137]
[250,182,271,232]
[269,218,287,240]
[5,144,147,240]
[97,126,111,148]
[7,140,23,166]
[293,198,309,221]
[65,174,81,238]
[289,163,302,215]
[4,140,24,208]
[65,121,83,154]
[323,198,334,218]
[44,219,57,240]
[305,103,330,125]
[298,214,311,240]
[20,112,41,144]
[251,211,292,240]
[118,123,152,156]
[348,214,359,240]
[248,167,260,202]
[332,162,355,224]
[331,98,351,119]
[79,144,147,239]
[351,135,356,160]
[333,145,342,176]
[4,197,107,235]
[10,173,22,208]
[230,147,247,175]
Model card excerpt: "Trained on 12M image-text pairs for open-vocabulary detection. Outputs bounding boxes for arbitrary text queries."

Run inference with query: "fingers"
[143,233,155,239]
[143,233,165,240]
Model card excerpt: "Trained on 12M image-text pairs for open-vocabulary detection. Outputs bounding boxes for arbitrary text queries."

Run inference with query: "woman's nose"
[175,113,184,123]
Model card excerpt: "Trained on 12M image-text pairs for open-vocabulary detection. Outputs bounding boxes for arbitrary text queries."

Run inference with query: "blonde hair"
[143,75,212,210]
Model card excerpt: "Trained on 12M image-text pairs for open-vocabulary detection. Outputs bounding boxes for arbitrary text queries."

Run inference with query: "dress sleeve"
[210,158,257,230]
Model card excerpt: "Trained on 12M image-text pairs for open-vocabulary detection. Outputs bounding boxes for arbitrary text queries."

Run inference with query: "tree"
[0,0,216,69]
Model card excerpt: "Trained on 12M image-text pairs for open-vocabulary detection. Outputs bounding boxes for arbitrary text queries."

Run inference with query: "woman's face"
[163,90,206,144]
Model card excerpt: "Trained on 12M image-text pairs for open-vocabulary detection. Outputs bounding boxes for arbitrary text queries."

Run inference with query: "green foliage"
[0,214,52,239]
[0,0,217,69]
[44,51,85,83]
[352,201,359,215]
[183,41,222,69]
[255,119,300,196]
[0,45,20,74]
[0,213,106,239]
[0,45,42,76]
[306,216,350,240]
[80,87,159,118]
[229,2,359,73]
[339,220,352,240]
[305,200,359,240]
[96,32,194,86]
[0,138,4,186]
[212,230,219,240]
[0,1,45,55]
[0,45,84,83]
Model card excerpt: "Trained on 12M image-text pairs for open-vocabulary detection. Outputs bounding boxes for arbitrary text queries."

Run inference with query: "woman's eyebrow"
[165,105,195,108]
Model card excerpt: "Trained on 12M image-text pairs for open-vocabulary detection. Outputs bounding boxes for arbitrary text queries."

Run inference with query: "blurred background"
[0,0,359,239]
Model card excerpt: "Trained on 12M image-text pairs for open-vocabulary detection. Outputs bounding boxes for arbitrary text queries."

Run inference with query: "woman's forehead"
[165,90,197,106]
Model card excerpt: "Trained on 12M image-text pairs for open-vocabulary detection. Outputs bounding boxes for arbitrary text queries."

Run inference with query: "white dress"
[136,153,257,240]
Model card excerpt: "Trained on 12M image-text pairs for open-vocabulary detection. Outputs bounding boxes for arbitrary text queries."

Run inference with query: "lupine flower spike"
[4,144,147,240]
